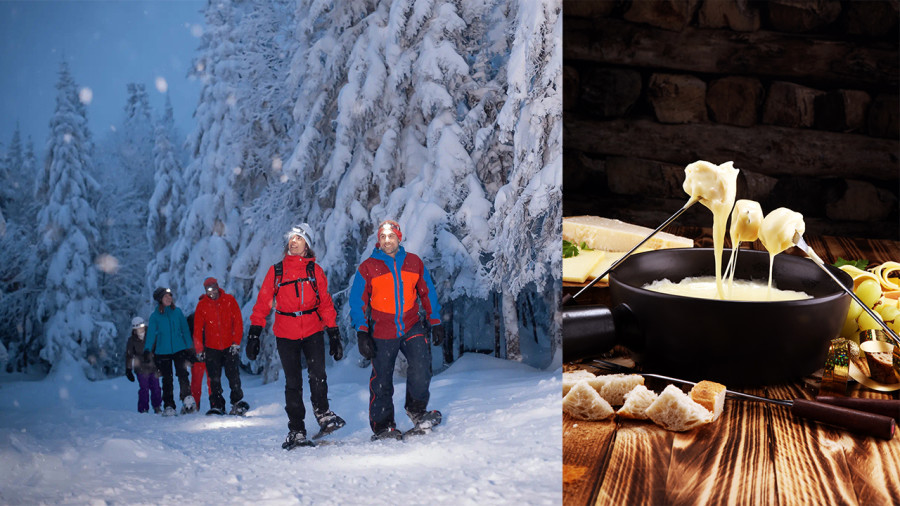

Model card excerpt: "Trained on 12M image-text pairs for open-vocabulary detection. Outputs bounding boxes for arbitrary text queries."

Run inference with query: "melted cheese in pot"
[682,161,739,299]
[644,276,810,302]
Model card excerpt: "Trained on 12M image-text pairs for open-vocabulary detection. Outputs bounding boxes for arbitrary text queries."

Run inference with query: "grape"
[845,300,864,321]
[857,310,884,331]
[876,304,900,323]
[856,279,883,309]
[890,318,900,335]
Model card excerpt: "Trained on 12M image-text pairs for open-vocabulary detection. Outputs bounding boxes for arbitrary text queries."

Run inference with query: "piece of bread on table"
[645,384,713,431]
[689,380,727,421]
[599,374,645,406]
[617,384,659,420]
[563,380,615,421]
[562,370,596,396]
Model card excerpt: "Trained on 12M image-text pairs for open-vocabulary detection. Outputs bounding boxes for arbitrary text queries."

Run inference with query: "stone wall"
[563,0,899,240]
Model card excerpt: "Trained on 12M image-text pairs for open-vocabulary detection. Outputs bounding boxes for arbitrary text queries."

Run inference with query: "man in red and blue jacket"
[349,220,444,440]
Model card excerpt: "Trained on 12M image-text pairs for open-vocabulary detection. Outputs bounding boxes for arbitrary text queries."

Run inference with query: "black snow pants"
[276,332,329,434]
[154,350,192,409]
[368,322,431,433]
[205,347,243,411]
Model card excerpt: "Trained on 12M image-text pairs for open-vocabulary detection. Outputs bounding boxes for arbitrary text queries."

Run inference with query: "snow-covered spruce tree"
[167,0,296,335]
[0,130,42,372]
[486,0,561,364]
[267,0,560,370]
[34,62,116,377]
[92,83,158,355]
[146,94,187,292]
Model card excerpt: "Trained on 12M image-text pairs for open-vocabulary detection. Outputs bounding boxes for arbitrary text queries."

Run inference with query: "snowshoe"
[282,431,315,450]
[206,407,226,416]
[312,410,346,440]
[403,410,442,439]
[229,401,250,416]
[370,427,403,442]
[408,410,442,430]
[180,396,197,415]
[162,406,177,417]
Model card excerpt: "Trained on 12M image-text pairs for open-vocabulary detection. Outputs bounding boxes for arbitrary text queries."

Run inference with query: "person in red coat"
[193,277,249,415]
[246,223,345,449]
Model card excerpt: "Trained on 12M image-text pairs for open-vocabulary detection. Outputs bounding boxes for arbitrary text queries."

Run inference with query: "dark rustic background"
[563,0,900,240]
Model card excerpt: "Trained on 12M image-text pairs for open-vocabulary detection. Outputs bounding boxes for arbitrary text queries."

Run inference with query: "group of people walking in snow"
[125,280,248,417]
[124,220,444,448]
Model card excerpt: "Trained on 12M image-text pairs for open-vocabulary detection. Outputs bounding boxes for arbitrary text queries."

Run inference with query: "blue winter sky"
[0,0,204,149]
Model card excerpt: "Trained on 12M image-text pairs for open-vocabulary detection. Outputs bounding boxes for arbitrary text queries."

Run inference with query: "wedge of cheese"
[587,249,650,283]
[563,249,605,283]
[563,216,694,252]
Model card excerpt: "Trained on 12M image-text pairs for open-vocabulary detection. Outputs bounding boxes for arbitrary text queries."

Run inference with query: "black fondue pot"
[563,248,852,386]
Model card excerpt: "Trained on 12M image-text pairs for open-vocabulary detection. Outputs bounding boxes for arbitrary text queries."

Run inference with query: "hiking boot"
[153,406,162,414]
[206,407,225,416]
[315,410,346,433]
[407,409,442,430]
[282,430,315,450]
[162,406,177,416]
[370,427,403,441]
[181,396,197,414]
[230,401,250,416]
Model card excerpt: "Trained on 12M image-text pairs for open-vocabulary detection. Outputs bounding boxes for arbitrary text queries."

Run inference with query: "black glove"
[246,325,263,361]
[357,330,375,360]
[126,369,135,382]
[431,324,445,346]
[326,327,344,361]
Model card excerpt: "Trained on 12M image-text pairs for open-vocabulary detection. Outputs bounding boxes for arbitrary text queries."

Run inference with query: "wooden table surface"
[563,227,900,505]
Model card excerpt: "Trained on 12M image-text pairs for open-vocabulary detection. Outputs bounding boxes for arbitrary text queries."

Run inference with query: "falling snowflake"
[78,87,93,105]
[95,254,120,274]
[155,77,168,93]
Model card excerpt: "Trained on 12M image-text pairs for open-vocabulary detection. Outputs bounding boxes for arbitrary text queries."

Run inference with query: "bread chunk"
[646,384,713,431]
[599,374,645,406]
[563,380,615,421]
[689,380,727,421]
[617,384,659,420]
[563,370,596,396]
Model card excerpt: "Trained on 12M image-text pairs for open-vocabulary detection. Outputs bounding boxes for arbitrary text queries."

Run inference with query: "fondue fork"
[792,232,900,347]
[590,359,897,440]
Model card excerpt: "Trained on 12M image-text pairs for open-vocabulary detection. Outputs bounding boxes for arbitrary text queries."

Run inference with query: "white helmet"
[131,316,146,329]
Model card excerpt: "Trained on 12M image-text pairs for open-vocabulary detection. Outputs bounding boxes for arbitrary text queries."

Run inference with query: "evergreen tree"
[34,62,116,376]
[486,0,562,363]
[0,129,42,372]
[146,94,187,290]
[92,82,158,351]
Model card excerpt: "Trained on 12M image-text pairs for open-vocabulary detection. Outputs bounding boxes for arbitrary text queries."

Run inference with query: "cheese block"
[563,216,694,252]
[562,249,605,283]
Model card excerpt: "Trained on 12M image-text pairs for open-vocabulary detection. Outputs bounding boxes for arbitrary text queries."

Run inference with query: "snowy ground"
[0,353,562,505]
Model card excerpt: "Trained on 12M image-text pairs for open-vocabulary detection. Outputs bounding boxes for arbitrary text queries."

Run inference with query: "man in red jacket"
[193,277,249,416]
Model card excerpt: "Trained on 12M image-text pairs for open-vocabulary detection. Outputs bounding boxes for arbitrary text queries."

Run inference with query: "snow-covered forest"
[0,0,562,379]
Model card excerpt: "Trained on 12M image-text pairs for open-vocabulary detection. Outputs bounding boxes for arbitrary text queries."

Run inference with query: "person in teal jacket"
[145,287,197,416]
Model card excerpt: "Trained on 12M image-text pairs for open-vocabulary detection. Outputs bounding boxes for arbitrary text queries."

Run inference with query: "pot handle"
[611,303,646,354]
[561,305,618,362]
